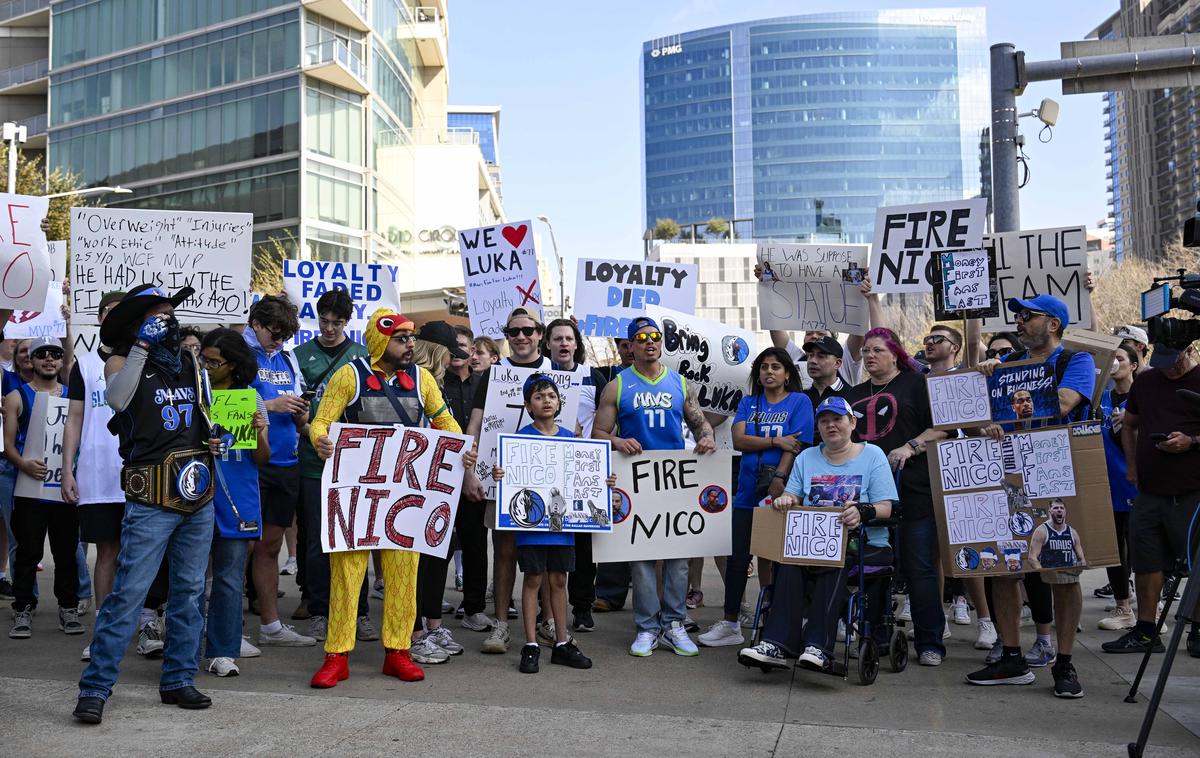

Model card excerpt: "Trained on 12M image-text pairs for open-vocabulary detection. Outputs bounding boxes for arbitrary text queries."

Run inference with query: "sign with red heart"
[458,219,544,340]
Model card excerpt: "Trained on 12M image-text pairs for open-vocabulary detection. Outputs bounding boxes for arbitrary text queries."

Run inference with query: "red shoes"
[382,649,425,681]
[310,653,350,688]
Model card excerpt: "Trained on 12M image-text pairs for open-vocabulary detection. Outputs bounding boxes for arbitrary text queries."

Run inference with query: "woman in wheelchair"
[738,396,896,673]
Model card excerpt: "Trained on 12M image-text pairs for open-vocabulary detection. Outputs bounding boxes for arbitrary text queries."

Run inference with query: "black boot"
[159,686,212,709]
[73,697,105,724]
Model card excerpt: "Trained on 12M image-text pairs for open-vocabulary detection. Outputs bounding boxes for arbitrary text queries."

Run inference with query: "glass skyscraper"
[641,9,988,244]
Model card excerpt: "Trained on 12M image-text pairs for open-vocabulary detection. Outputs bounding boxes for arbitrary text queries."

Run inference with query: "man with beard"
[1010,389,1035,421]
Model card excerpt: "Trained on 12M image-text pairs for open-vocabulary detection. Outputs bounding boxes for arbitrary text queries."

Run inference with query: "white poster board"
[282,259,402,346]
[869,198,988,294]
[15,391,67,502]
[926,370,991,430]
[1012,427,1076,499]
[6,281,65,339]
[756,243,870,335]
[458,220,542,340]
[645,304,753,417]
[0,193,50,311]
[319,422,472,558]
[933,436,1005,493]
[981,226,1091,331]
[574,258,698,338]
[495,434,612,532]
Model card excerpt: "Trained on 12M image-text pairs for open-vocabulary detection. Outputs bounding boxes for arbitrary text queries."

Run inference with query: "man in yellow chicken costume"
[308,308,462,687]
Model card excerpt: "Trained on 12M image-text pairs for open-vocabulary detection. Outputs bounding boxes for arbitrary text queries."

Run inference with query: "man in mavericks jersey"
[1029,500,1085,570]
[592,316,715,658]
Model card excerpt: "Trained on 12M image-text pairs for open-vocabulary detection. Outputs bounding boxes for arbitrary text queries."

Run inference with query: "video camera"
[1143,269,1200,349]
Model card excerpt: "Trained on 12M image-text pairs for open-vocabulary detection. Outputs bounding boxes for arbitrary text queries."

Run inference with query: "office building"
[641,9,988,244]
[0,0,49,157]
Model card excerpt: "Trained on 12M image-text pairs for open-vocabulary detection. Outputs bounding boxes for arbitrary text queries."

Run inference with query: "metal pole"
[989,43,1021,234]
[1025,43,1200,83]
[538,216,565,318]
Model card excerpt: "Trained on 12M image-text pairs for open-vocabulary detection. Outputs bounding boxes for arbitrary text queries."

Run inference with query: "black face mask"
[158,315,182,352]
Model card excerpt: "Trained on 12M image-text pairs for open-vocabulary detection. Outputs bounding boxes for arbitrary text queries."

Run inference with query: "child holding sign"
[493,373,615,674]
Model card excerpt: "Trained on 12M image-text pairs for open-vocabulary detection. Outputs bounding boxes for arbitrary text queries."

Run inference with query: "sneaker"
[985,639,1003,664]
[259,624,317,647]
[1163,585,1181,601]
[137,619,165,657]
[738,640,789,670]
[682,615,700,633]
[951,596,971,625]
[240,636,261,658]
[481,621,510,654]
[1188,627,1200,658]
[454,574,463,592]
[76,597,92,615]
[738,603,755,629]
[207,657,240,677]
[81,644,91,661]
[0,577,13,599]
[550,640,593,669]
[462,612,493,632]
[426,626,463,656]
[592,598,616,613]
[1024,638,1056,667]
[9,606,32,639]
[698,619,745,648]
[536,619,557,647]
[308,615,328,641]
[659,621,699,656]
[1019,606,1033,626]
[836,619,847,643]
[440,600,454,615]
[629,631,659,657]
[966,657,1035,686]
[797,645,831,672]
[1093,583,1114,599]
[919,651,943,667]
[280,557,297,576]
[1101,629,1165,654]
[897,597,912,622]
[370,580,384,600]
[1104,598,1118,612]
[508,602,519,618]
[974,619,998,650]
[356,616,379,641]
[685,589,703,610]
[58,607,85,635]
[382,649,424,681]
[409,637,449,664]
[573,609,595,633]
[1051,661,1083,698]
[454,605,465,620]
[519,643,540,673]
[1097,606,1136,631]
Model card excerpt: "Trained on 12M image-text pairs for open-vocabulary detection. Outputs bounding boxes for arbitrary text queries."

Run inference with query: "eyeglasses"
[392,334,417,344]
[633,331,662,343]
[1015,309,1049,323]
[202,357,229,369]
[985,346,1015,360]
[504,326,539,338]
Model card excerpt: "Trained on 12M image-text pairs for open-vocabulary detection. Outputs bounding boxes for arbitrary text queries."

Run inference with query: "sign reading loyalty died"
[980,226,1091,331]
[926,369,992,430]
[0,193,50,312]
[574,258,697,338]
[870,198,988,294]
[282,259,402,347]
[756,243,869,335]
[210,389,258,450]
[320,423,472,559]
[645,305,753,416]
[932,248,999,320]
[458,221,542,341]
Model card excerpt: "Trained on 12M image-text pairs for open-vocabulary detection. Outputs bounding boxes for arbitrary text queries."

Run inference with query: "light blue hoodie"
[244,327,301,467]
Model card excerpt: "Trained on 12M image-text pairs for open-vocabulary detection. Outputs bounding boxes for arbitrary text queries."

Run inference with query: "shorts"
[259,464,300,529]
[1129,491,1200,574]
[1040,568,1082,585]
[517,545,575,575]
[77,502,125,544]
[483,499,496,529]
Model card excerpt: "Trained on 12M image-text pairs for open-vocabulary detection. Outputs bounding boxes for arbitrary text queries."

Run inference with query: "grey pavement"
[2,556,1198,757]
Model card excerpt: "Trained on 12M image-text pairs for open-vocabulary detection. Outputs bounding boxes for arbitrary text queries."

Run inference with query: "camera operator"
[1102,339,1200,659]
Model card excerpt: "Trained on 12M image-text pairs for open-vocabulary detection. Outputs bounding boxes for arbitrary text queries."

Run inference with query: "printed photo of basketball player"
[980,547,999,570]
[611,488,632,524]
[699,486,728,514]
[1028,498,1085,570]
[1010,388,1034,420]
[1004,546,1023,572]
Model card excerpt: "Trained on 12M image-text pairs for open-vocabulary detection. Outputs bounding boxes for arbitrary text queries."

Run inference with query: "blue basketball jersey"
[1038,523,1077,569]
[615,366,687,451]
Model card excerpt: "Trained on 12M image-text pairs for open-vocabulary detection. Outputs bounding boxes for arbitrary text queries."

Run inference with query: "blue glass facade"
[448,111,499,164]
[642,10,988,243]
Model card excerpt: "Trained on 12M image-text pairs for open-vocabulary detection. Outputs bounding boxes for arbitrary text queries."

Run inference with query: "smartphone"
[1150,432,1169,442]
[301,390,316,403]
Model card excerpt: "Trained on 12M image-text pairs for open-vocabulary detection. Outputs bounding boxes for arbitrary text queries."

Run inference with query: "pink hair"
[863,327,922,373]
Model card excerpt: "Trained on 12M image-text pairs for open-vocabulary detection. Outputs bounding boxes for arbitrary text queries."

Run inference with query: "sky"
[448,0,1110,291]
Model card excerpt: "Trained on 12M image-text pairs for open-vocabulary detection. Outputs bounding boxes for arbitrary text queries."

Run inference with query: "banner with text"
[459,220,542,340]
[932,248,999,320]
[282,259,402,346]
[645,304,753,416]
[756,243,869,335]
[750,505,848,567]
[870,198,988,294]
[0,193,51,311]
[496,434,612,532]
[15,391,68,502]
[927,369,992,430]
[980,226,1091,331]
[574,258,698,338]
[987,358,1059,424]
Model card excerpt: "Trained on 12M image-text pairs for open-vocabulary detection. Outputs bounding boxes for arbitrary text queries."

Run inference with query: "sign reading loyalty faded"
[320,423,472,559]
[459,221,542,341]
[282,259,402,346]
[645,305,752,416]
[496,434,613,533]
[870,198,988,294]
[574,258,697,338]
[935,436,1004,493]
[927,370,992,430]
[933,248,999,320]
[755,243,869,335]
[981,226,1091,331]
[988,358,1059,424]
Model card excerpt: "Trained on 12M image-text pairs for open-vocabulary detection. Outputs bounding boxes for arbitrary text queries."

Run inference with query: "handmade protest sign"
[750,506,847,567]
[645,305,752,416]
[496,434,612,533]
[70,207,252,325]
[980,226,1091,331]
[934,436,1004,492]
[1012,427,1075,499]
[319,422,472,559]
[869,198,988,294]
[592,449,733,562]
[282,259,402,346]
[927,369,991,430]
[1063,329,1123,411]
[6,280,65,339]
[15,392,68,502]
[0,193,51,311]
[987,358,1059,424]
[755,243,869,335]
[458,220,542,340]
[210,389,258,450]
[944,490,1011,544]
[475,365,583,500]
[932,248,999,320]
[574,258,697,338]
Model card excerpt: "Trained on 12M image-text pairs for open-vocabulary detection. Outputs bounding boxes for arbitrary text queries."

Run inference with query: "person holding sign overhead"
[592,316,715,658]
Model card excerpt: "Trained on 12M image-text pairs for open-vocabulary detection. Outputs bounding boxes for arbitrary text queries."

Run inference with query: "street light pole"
[536,215,565,318]
[43,186,132,200]
[3,122,28,194]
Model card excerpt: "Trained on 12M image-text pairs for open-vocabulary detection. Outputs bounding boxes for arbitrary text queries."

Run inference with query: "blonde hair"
[412,339,449,386]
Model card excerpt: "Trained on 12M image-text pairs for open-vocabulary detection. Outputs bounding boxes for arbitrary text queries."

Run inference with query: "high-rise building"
[0,1,50,158]
[641,9,988,245]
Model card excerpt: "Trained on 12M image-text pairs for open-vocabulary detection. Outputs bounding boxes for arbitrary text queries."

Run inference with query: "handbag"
[751,392,778,499]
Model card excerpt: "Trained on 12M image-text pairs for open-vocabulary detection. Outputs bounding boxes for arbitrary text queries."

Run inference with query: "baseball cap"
[815,396,861,419]
[1007,294,1070,329]
[29,336,64,356]
[1113,325,1149,345]
[626,316,660,341]
[419,320,470,359]
[803,335,844,359]
[522,372,561,403]
[1149,343,1184,370]
[505,307,543,329]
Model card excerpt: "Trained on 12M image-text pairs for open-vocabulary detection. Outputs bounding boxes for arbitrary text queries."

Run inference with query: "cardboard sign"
[755,243,870,335]
[930,421,1116,578]
[210,389,258,450]
[496,434,613,532]
[6,281,65,339]
[15,391,68,502]
[869,198,988,294]
[574,258,698,338]
[475,364,583,500]
[644,305,752,417]
[458,220,542,340]
[927,369,991,430]
[0,193,51,311]
[932,248,999,320]
[980,226,1091,331]
[988,358,1059,424]
[319,422,472,558]
[1062,329,1122,411]
[934,436,1005,493]
[751,506,848,567]
[592,449,733,562]
[70,207,252,325]
[282,259,402,346]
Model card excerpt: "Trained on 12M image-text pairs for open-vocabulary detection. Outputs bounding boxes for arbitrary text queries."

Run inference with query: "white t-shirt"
[76,350,125,504]
[786,339,861,390]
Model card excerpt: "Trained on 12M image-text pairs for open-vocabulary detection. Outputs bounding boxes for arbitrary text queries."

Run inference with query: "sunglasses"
[985,346,1015,360]
[32,351,63,360]
[922,335,956,347]
[504,326,539,338]
[1015,309,1049,323]
[267,329,293,342]
[633,331,662,343]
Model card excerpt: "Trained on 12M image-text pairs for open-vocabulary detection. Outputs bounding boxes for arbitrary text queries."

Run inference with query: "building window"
[305,82,363,165]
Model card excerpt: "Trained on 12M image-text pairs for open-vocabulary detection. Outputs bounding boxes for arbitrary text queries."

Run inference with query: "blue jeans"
[899,515,946,657]
[205,535,249,660]
[630,558,688,635]
[0,461,16,574]
[77,543,92,600]
[79,502,214,700]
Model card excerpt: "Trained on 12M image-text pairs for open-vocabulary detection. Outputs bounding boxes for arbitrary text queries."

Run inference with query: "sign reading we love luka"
[458,220,543,340]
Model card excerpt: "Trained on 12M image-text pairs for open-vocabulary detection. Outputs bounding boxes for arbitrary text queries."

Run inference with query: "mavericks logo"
[176,460,212,502]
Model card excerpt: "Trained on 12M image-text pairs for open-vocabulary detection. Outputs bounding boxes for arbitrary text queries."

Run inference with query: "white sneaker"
[974,619,998,650]
[536,619,557,647]
[629,631,659,657]
[81,643,90,661]
[1098,606,1137,631]
[461,612,493,632]
[797,645,830,671]
[136,619,164,657]
[659,621,699,656]
[356,615,379,641]
[1020,606,1033,626]
[207,657,240,676]
[309,615,328,641]
[480,621,510,654]
[897,597,912,622]
[738,603,755,629]
[409,636,449,664]
[240,636,261,658]
[258,624,316,647]
[919,651,943,667]
[426,626,464,655]
[280,557,297,576]
[370,580,385,600]
[698,620,744,648]
[836,619,847,643]
[951,596,971,625]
